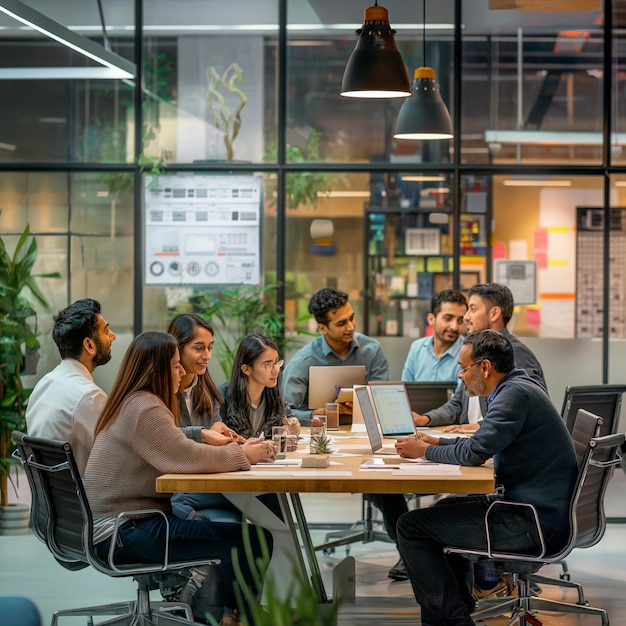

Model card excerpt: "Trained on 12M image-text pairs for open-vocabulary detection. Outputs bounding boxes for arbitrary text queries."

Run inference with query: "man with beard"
[26,298,116,475]
[401,289,468,383]
[395,330,577,626]
[413,283,546,432]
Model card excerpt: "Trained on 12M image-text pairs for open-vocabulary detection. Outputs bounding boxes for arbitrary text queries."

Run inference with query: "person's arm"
[400,342,418,382]
[282,359,315,425]
[421,385,468,427]
[367,344,390,382]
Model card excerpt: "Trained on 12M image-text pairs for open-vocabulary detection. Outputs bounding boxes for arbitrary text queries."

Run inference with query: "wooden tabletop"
[156,430,495,496]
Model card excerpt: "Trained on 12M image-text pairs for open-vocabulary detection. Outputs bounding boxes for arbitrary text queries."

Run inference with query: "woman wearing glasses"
[220,333,300,438]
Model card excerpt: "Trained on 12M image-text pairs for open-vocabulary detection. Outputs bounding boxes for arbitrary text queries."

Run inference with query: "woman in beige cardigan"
[84,331,273,626]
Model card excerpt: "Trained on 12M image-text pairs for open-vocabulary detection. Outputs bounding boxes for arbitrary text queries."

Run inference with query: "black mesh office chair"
[560,384,626,438]
[445,409,623,626]
[12,431,222,626]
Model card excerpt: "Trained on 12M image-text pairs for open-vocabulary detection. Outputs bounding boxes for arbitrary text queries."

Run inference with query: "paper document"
[392,464,462,476]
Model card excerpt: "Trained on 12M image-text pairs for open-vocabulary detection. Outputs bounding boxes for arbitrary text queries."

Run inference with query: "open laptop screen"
[404,381,458,414]
[368,382,416,436]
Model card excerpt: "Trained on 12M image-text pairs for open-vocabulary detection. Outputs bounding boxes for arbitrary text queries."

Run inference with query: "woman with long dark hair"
[84,331,273,626]
[220,333,300,438]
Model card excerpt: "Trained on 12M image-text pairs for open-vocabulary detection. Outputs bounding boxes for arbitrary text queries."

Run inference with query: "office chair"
[12,431,222,626]
[543,383,626,588]
[445,409,623,626]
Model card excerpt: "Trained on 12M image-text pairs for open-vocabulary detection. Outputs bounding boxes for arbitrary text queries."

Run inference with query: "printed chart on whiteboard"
[144,174,261,286]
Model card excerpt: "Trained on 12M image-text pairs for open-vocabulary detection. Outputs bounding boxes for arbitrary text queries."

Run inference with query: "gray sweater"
[425,369,578,531]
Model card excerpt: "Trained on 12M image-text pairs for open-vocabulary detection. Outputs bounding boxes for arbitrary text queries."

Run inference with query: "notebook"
[354,386,398,455]
[368,382,417,437]
[308,365,366,409]
[403,381,458,414]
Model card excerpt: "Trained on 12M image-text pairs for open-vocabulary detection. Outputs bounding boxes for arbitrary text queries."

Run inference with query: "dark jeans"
[171,492,283,523]
[396,495,566,626]
[365,493,409,544]
[94,513,272,614]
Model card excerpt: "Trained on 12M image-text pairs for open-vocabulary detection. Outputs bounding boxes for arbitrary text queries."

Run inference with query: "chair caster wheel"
[323,548,335,556]
[559,573,571,581]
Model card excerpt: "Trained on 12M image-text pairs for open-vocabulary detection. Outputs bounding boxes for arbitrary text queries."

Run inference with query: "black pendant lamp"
[340,2,411,99]
[393,2,453,140]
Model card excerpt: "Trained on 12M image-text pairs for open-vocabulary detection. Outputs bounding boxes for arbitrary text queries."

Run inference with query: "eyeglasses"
[260,359,284,372]
[458,360,484,376]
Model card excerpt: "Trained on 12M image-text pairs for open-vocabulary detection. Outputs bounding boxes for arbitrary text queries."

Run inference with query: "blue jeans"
[94,514,272,614]
[397,495,567,626]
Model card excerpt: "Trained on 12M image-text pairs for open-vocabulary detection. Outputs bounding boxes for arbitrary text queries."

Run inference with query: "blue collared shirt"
[401,335,463,382]
[282,332,389,424]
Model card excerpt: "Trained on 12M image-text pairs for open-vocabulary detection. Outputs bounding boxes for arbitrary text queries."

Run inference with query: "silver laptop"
[308,365,366,409]
[368,382,416,437]
[354,386,397,455]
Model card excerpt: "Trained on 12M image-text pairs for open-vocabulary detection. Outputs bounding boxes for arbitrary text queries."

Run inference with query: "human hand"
[395,433,434,458]
[282,416,301,436]
[338,401,352,415]
[210,422,245,442]
[412,411,431,427]
[201,429,232,446]
[243,437,275,464]
[443,423,480,434]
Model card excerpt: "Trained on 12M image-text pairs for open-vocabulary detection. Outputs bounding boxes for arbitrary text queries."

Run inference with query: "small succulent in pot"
[310,433,332,455]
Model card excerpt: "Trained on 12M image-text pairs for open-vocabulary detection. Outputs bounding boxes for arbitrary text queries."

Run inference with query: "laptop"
[308,365,366,409]
[403,381,458,414]
[368,382,417,437]
[354,386,397,455]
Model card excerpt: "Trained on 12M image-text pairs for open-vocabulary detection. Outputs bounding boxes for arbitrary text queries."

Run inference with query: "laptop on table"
[368,382,417,437]
[308,365,366,409]
[403,381,458,414]
[354,386,398,455]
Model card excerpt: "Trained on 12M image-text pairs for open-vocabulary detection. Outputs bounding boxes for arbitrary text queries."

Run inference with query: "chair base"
[51,601,194,626]
[472,577,609,626]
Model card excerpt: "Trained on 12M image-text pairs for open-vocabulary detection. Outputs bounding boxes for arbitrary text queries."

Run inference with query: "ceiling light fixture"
[340,2,411,99]
[0,0,135,80]
[394,1,453,140]
[502,179,572,187]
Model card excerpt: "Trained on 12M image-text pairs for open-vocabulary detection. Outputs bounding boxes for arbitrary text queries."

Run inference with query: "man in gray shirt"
[282,288,389,424]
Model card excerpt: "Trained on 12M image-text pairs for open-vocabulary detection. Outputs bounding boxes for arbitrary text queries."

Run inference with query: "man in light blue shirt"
[282,287,389,425]
[401,289,468,383]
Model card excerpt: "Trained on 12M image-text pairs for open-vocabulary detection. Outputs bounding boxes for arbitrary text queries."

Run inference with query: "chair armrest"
[484,500,546,559]
[106,509,221,574]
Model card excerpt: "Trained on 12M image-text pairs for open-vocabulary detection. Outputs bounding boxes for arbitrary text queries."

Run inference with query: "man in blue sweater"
[395,330,577,626]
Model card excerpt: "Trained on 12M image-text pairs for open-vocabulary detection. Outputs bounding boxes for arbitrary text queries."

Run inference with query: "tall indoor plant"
[0,213,59,507]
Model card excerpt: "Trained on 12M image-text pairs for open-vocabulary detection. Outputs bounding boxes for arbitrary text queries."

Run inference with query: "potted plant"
[0,211,59,524]
[171,283,312,380]
[263,130,347,210]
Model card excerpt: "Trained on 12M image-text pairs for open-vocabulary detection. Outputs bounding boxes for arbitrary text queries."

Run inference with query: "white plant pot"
[0,503,30,535]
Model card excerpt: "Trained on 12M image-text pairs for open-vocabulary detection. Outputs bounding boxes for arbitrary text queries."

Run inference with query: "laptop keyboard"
[377,446,397,455]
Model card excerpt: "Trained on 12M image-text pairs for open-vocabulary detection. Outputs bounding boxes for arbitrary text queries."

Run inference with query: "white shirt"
[26,358,107,476]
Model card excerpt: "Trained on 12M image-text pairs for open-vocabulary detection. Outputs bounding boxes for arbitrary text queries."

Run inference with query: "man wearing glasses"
[412,283,546,432]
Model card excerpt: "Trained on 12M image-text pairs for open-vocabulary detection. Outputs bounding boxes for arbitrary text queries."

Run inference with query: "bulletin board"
[494,260,537,305]
[144,173,262,286]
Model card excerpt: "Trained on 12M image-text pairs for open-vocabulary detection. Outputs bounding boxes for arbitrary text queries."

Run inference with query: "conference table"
[156,429,495,605]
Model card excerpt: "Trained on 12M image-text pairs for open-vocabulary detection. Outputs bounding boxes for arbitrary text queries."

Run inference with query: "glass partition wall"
[1,0,624,395]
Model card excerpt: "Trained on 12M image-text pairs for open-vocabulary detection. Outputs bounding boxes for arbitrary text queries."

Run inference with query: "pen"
[229,432,234,443]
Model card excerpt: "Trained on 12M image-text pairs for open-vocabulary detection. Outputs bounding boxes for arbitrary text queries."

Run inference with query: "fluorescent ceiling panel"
[0,0,135,80]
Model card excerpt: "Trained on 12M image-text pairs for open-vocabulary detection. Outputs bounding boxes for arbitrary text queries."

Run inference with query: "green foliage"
[171,283,311,380]
[206,63,247,161]
[0,211,60,505]
[264,130,346,210]
[205,522,339,626]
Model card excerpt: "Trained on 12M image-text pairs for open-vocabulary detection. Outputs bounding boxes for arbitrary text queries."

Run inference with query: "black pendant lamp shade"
[340,3,411,99]
[394,67,453,140]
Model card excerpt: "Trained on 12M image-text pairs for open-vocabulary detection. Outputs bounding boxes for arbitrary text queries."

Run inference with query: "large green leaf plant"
[0,213,60,506]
